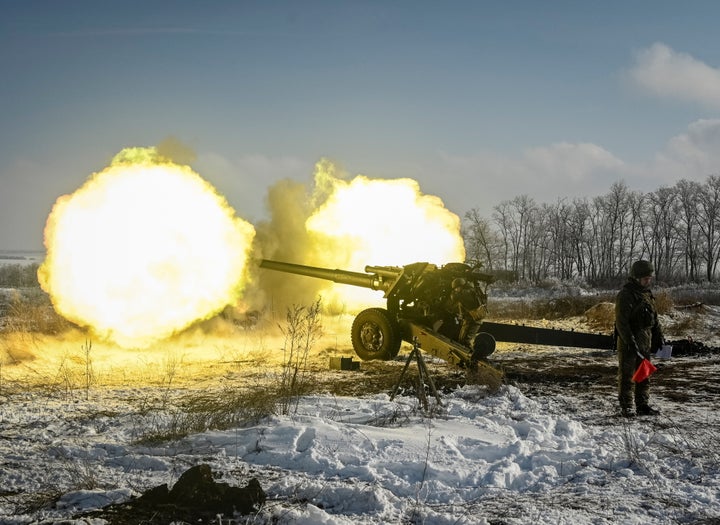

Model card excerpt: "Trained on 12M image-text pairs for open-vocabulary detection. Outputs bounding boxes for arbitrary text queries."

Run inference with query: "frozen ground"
[0,298,718,524]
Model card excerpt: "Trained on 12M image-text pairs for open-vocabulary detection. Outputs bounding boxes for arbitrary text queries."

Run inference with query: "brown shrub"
[654,290,674,315]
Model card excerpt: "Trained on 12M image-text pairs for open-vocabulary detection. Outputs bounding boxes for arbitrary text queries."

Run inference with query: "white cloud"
[522,142,625,182]
[627,43,720,109]
[427,143,627,218]
[640,118,720,183]
[430,119,720,220]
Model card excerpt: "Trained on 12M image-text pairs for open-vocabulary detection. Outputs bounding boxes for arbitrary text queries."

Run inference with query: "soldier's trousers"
[618,349,650,409]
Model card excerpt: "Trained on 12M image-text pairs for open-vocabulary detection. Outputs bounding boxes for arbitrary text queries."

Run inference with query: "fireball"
[307,164,465,267]
[301,159,465,310]
[38,147,255,348]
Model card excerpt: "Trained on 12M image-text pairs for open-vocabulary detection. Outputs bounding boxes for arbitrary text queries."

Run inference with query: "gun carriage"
[260,259,612,368]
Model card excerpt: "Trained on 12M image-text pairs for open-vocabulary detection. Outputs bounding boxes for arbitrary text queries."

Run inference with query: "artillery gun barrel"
[259,259,389,291]
[364,265,402,279]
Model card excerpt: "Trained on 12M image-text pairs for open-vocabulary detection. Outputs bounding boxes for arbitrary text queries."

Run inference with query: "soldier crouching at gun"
[445,277,493,361]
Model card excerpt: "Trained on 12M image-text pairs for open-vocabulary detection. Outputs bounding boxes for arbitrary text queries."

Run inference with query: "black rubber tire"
[351,308,402,361]
[471,332,496,361]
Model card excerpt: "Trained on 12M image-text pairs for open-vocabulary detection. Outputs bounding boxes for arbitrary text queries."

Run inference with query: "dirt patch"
[302,334,720,427]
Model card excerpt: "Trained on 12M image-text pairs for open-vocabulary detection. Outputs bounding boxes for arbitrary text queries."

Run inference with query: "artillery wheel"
[471,332,496,361]
[351,308,402,361]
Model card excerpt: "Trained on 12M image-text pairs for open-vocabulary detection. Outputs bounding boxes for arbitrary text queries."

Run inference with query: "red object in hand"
[632,358,657,383]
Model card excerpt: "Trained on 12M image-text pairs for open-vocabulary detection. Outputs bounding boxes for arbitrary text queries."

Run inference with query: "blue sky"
[2,1,720,250]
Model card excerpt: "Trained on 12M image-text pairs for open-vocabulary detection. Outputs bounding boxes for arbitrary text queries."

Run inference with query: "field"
[1,284,719,524]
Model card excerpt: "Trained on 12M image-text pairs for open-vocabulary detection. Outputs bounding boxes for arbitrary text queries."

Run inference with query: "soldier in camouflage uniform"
[446,277,494,361]
[615,260,664,417]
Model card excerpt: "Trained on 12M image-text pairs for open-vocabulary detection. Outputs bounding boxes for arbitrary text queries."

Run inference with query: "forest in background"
[463,176,720,286]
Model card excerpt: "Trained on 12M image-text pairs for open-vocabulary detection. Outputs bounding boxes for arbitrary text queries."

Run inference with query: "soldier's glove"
[652,331,664,351]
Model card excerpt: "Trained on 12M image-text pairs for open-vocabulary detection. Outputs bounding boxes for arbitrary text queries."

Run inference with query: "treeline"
[463,176,720,286]
[0,263,40,288]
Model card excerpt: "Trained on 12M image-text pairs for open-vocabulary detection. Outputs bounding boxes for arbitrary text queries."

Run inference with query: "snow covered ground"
[1,369,718,524]
[0,292,719,524]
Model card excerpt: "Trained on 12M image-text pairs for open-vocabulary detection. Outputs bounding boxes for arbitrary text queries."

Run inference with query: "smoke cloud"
[156,135,197,166]
[247,159,352,317]
[244,158,465,319]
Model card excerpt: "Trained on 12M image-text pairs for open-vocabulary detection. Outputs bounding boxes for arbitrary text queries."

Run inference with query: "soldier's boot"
[620,406,636,418]
[634,380,658,416]
[636,405,660,416]
[618,379,634,418]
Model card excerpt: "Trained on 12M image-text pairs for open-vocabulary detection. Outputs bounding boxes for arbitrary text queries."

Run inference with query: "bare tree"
[492,196,539,280]
[568,198,591,278]
[588,195,612,280]
[463,208,499,270]
[492,201,512,272]
[675,179,702,282]
[512,195,538,280]
[525,205,548,281]
[583,182,641,282]
[542,200,575,280]
[641,187,682,281]
[697,175,720,282]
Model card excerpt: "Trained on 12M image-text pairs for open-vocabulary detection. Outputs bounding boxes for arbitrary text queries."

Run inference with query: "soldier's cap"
[630,260,654,279]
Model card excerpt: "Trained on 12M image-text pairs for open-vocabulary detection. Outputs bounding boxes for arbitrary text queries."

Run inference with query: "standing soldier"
[615,260,664,417]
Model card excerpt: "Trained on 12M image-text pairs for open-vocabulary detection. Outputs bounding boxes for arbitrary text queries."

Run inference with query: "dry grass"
[490,287,676,329]
[135,384,279,445]
[663,313,705,337]
[0,331,39,363]
[277,299,323,415]
[668,285,720,306]
[654,290,675,315]
[2,289,71,335]
[489,293,615,321]
[465,361,505,394]
[133,300,325,443]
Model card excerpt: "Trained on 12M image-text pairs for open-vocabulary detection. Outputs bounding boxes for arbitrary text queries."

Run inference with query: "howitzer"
[259,259,613,368]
